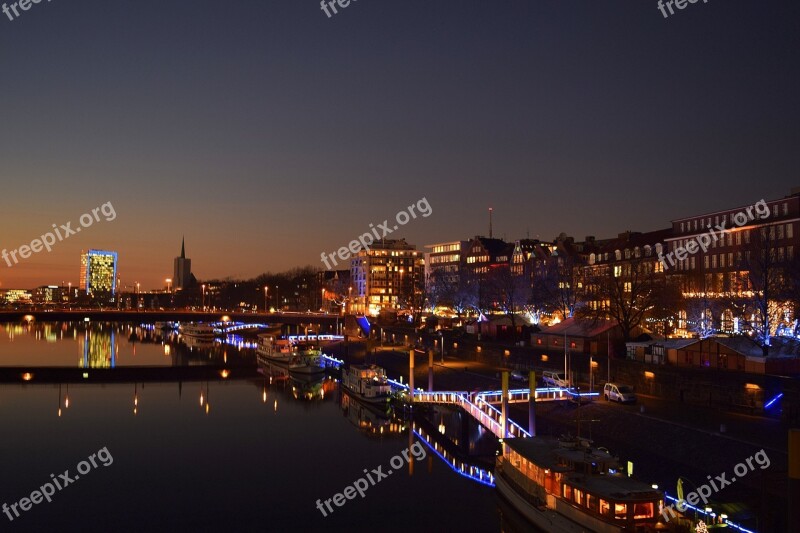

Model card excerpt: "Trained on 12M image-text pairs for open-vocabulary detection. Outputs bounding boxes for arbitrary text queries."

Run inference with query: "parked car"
[542,371,568,388]
[603,383,637,403]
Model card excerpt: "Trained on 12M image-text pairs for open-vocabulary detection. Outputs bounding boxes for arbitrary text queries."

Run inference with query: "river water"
[0,322,538,532]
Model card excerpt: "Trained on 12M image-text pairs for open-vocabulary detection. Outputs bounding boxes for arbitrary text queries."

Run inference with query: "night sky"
[1,0,798,289]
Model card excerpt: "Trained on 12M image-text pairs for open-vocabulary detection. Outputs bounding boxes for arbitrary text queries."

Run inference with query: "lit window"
[599,499,610,516]
[614,503,627,519]
[633,502,654,519]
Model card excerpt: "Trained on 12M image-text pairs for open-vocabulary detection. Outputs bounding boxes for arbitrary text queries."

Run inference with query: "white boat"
[289,348,326,376]
[256,334,293,365]
[179,323,217,338]
[342,365,392,405]
[495,436,664,533]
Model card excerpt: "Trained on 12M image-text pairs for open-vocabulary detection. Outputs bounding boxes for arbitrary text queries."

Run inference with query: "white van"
[603,383,637,403]
[542,371,568,388]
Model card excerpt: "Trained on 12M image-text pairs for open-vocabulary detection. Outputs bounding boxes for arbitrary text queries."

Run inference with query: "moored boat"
[495,436,664,532]
[179,322,218,338]
[341,365,392,405]
[288,347,326,376]
[256,334,293,365]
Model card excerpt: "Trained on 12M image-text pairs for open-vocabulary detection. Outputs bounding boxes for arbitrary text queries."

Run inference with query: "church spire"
[181,236,185,259]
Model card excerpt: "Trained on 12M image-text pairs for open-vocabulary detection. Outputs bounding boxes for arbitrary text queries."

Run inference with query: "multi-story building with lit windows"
[80,249,118,296]
[463,236,513,278]
[424,240,468,286]
[664,191,800,336]
[31,285,70,304]
[0,289,32,305]
[350,239,424,316]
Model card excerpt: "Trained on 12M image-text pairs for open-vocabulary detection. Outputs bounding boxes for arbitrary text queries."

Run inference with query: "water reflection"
[0,321,256,368]
[80,325,116,368]
[340,388,406,437]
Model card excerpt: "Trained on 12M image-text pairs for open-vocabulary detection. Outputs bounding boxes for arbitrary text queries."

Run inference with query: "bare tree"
[579,254,667,343]
[727,227,788,356]
[487,264,529,330]
[533,254,585,321]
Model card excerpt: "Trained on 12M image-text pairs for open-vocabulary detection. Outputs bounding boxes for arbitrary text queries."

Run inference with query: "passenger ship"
[496,436,664,532]
[341,365,392,405]
[257,334,325,376]
[179,322,218,338]
[256,334,293,364]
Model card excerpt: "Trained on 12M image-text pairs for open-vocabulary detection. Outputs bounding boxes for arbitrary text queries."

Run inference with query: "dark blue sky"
[1,0,798,288]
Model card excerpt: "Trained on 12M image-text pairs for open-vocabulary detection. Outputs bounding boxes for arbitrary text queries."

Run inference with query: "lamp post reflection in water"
[133,383,139,415]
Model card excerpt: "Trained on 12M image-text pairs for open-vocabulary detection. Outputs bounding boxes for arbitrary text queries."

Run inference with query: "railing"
[412,425,495,487]
[388,381,596,439]
[321,354,344,369]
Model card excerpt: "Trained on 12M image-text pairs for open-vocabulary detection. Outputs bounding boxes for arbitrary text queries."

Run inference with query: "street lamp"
[264,286,268,313]
[275,285,279,311]
[202,284,206,311]
[166,278,172,294]
[321,288,325,312]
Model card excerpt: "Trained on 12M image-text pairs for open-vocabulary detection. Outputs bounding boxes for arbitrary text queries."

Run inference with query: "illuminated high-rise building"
[80,249,118,295]
[350,239,424,316]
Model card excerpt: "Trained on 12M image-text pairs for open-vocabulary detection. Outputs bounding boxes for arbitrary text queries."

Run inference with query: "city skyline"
[2,186,800,291]
[1,1,798,289]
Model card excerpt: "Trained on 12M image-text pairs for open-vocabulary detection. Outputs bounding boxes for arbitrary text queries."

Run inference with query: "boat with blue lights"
[342,365,392,405]
[179,322,218,338]
[495,435,665,532]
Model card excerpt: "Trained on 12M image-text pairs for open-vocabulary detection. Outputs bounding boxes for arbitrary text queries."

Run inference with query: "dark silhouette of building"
[173,237,193,290]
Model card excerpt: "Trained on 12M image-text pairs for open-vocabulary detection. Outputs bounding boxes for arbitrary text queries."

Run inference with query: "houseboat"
[179,322,218,338]
[288,347,326,376]
[256,334,293,365]
[342,365,392,405]
[495,436,665,532]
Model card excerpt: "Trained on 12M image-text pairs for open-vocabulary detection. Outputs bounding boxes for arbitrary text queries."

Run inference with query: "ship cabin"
[500,436,664,531]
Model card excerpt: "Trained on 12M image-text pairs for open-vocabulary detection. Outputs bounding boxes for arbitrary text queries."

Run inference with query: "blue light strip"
[412,429,495,487]
[475,387,599,398]
[663,493,756,533]
[321,354,344,368]
[388,378,408,390]
[764,393,783,409]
